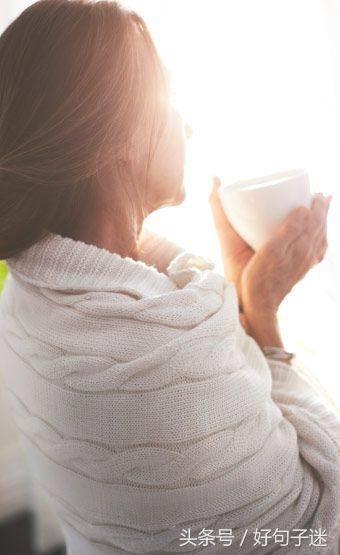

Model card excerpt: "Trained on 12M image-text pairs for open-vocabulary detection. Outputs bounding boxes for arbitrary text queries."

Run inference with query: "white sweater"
[0,232,340,555]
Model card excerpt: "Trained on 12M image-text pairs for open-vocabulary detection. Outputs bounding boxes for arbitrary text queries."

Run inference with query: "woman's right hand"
[241,193,331,319]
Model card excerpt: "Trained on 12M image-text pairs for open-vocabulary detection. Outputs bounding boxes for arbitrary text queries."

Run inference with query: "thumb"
[209,176,228,230]
[209,176,222,204]
[209,176,251,253]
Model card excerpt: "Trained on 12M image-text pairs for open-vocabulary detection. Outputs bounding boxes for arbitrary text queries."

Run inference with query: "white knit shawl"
[0,232,340,554]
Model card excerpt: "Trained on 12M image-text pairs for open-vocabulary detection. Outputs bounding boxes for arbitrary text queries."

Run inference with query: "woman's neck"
[68,209,142,261]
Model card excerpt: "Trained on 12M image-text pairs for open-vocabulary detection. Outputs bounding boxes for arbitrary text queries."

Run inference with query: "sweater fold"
[0,232,339,554]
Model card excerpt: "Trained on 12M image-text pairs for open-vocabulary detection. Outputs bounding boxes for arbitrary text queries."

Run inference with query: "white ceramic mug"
[218,169,312,251]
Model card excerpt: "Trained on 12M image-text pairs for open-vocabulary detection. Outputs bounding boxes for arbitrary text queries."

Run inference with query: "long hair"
[0,0,169,259]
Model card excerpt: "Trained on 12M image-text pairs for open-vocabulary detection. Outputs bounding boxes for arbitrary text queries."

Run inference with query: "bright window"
[126,0,340,403]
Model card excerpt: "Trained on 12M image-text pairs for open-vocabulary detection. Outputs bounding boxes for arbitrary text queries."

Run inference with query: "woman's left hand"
[209,176,254,307]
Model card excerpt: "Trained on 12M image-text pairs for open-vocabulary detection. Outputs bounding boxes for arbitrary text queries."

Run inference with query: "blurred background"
[1,0,340,553]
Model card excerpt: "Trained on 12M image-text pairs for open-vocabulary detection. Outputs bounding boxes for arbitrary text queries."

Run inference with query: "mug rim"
[220,168,308,194]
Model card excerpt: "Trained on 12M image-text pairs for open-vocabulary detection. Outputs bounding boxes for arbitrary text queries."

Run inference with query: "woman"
[0,1,339,554]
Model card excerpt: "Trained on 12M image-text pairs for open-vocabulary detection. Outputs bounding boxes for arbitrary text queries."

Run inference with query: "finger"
[313,218,329,262]
[209,177,247,244]
[209,177,232,231]
[262,196,330,274]
[281,195,327,258]
[311,193,326,222]
[280,206,310,235]
[209,176,223,211]
[309,194,329,235]
[314,236,328,262]
[291,220,327,269]
[309,194,331,257]
[290,227,312,261]
[268,205,310,254]
[311,192,332,210]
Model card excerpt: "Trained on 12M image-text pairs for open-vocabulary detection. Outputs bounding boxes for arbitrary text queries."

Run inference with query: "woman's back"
[1,232,340,554]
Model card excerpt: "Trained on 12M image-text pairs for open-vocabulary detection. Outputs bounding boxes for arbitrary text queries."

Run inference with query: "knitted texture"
[0,232,339,554]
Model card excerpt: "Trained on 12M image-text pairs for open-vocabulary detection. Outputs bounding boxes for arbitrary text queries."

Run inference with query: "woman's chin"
[149,185,186,212]
[173,184,186,206]
[164,189,185,208]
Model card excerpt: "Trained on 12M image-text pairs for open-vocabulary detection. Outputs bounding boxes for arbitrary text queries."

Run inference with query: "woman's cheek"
[147,119,186,208]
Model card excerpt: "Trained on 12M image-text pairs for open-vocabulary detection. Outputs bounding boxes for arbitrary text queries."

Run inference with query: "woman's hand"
[210,177,331,348]
[209,177,254,305]
[241,193,331,317]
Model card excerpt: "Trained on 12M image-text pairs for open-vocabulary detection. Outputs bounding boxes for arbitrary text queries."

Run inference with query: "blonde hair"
[0,0,169,259]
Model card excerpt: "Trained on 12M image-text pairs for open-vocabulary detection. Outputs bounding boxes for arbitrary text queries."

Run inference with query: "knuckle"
[295,206,310,219]
[266,243,281,261]
[295,235,309,252]
[313,214,323,228]
[285,210,309,233]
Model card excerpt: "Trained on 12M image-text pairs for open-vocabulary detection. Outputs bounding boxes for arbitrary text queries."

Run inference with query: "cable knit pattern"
[0,232,340,554]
